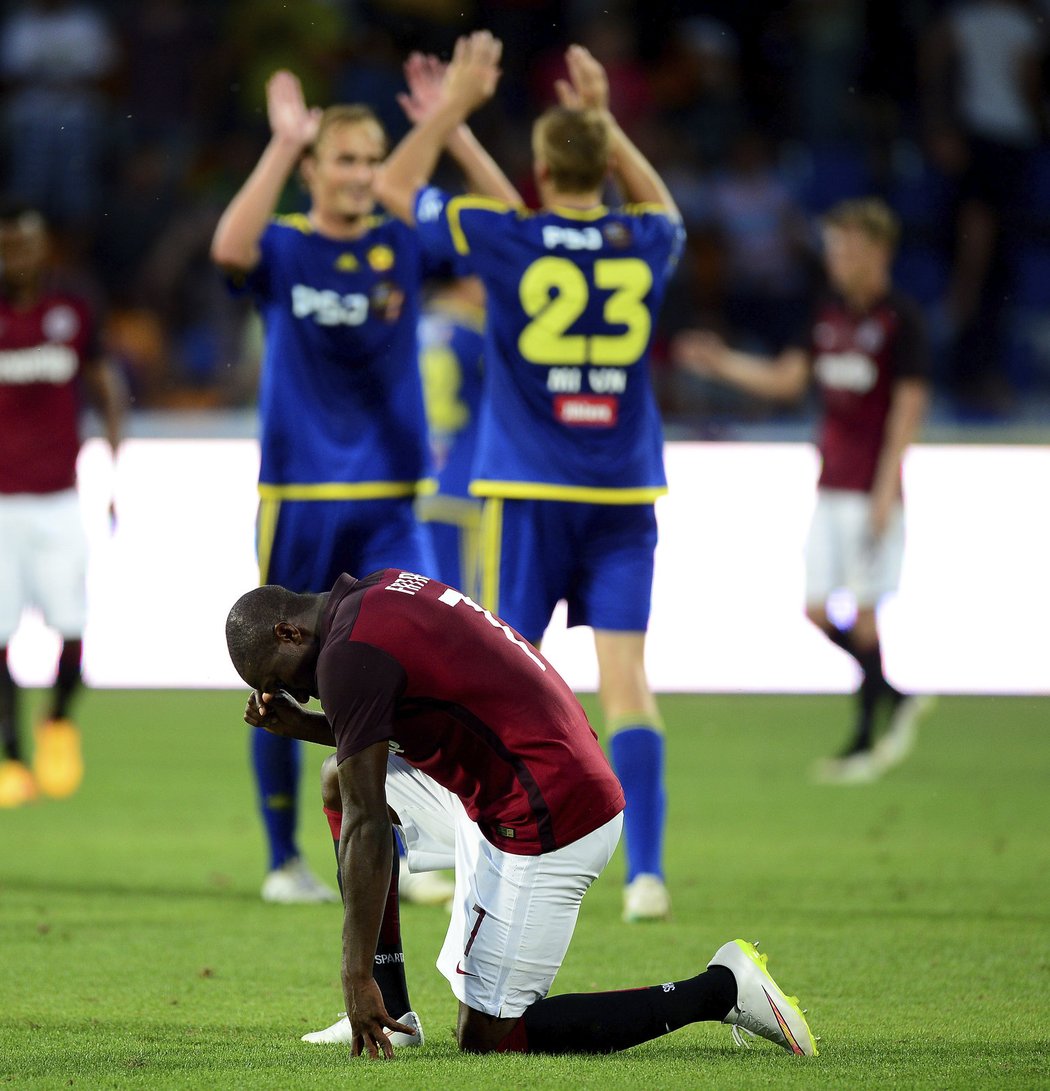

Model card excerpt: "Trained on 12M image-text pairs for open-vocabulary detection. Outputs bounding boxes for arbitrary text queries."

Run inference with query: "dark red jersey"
[799,290,928,493]
[317,570,625,856]
[0,292,98,495]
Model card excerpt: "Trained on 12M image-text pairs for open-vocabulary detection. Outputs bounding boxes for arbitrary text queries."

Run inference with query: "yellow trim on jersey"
[478,497,504,614]
[257,497,281,584]
[258,480,431,501]
[622,202,675,217]
[274,213,314,234]
[416,494,483,526]
[459,522,482,601]
[549,204,609,221]
[447,195,514,256]
[470,481,668,504]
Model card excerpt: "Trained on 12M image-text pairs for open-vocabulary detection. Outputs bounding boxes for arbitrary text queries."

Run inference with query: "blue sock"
[251,729,301,871]
[608,726,665,883]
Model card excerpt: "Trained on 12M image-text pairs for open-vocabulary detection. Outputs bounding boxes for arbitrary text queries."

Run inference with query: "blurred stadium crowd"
[3,0,1049,427]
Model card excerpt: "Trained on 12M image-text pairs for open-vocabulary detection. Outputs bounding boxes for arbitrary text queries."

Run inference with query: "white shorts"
[385,756,622,1019]
[0,489,87,642]
[805,488,904,609]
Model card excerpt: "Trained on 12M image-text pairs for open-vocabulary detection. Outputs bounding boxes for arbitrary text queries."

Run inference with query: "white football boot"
[398,868,455,907]
[708,939,818,1056]
[874,695,937,771]
[622,873,671,922]
[301,1010,424,1047]
[261,858,339,904]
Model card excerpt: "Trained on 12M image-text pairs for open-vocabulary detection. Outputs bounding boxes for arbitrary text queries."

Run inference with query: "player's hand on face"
[560,44,609,111]
[397,52,448,125]
[243,689,307,735]
[444,30,503,112]
[672,329,728,377]
[266,69,322,148]
[348,979,414,1060]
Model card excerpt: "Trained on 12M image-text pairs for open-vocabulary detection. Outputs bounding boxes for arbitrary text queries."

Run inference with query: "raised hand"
[556,44,609,112]
[443,30,503,114]
[397,51,448,125]
[266,69,323,149]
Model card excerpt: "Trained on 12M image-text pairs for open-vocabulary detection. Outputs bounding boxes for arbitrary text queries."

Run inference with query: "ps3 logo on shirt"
[542,225,603,251]
[416,187,445,224]
[291,284,369,327]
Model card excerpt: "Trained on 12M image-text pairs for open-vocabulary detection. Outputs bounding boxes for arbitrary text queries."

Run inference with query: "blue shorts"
[258,496,437,592]
[478,499,657,642]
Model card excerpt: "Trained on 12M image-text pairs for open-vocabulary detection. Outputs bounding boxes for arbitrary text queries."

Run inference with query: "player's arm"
[375,31,504,225]
[337,740,413,1059]
[397,50,522,206]
[673,330,810,403]
[555,44,678,216]
[81,356,128,458]
[868,377,928,538]
[210,70,322,274]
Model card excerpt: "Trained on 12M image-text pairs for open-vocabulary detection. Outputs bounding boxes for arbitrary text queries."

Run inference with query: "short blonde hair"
[532,107,610,194]
[822,197,900,250]
[308,104,387,157]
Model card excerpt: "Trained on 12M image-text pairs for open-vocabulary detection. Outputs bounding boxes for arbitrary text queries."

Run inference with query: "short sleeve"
[223,223,277,300]
[891,297,930,382]
[317,641,406,764]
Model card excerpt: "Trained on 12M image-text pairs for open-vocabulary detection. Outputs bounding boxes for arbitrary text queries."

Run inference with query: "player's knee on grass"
[320,753,340,812]
[455,1004,520,1053]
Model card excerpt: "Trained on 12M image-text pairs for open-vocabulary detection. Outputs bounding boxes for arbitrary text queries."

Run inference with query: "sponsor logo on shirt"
[814,351,878,394]
[291,284,369,326]
[0,344,77,385]
[542,225,603,250]
[554,394,619,426]
[42,304,80,342]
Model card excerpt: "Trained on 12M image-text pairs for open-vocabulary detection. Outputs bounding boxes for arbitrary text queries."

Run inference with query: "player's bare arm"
[210,70,322,273]
[243,690,336,746]
[396,50,521,206]
[374,30,503,224]
[674,331,810,403]
[337,740,414,1058]
[556,44,678,215]
[868,376,929,538]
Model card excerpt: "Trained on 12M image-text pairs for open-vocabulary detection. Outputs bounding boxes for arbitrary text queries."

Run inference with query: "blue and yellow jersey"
[413,188,684,503]
[236,213,438,499]
[418,297,485,505]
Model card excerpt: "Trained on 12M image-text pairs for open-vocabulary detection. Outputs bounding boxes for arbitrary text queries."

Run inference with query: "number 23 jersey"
[413,188,684,502]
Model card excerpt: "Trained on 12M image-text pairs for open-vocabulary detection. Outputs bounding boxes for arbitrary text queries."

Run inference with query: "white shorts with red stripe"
[385,756,622,1018]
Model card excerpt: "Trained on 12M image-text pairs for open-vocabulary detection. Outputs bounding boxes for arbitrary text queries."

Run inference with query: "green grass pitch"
[2,690,1048,1089]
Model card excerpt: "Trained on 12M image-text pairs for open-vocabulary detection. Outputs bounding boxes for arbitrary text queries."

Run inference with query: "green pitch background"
[2,691,1048,1089]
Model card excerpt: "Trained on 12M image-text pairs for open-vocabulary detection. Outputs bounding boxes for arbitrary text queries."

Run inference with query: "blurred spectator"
[708,129,815,353]
[921,0,1048,414]
[0,0,119,247]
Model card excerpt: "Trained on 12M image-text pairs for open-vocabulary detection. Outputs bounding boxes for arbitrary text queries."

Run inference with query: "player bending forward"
[225,561,818,1058]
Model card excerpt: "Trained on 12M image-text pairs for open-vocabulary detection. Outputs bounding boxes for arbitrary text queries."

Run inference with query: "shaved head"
[226,585,306,687]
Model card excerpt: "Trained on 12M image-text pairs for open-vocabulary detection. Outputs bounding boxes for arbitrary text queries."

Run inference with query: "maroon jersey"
[0,292,97,495]
[317,570,625,856]
[800,290,928,492]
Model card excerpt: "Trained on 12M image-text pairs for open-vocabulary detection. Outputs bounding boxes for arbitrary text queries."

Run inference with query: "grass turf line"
[1,690,1048,1088]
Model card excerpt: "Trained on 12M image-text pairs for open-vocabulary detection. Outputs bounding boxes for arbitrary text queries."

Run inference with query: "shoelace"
[731,1024,757,1049]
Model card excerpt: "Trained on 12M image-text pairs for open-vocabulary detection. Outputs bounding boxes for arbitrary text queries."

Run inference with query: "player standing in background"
[0,200,126,808]
[674,198,933,783]
[376,35,683,922]
[225,567,817,1059]
[416,274,486,597]
[210,65,520,903]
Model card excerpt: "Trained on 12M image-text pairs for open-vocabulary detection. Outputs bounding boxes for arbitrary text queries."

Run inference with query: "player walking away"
[226,565,818,1058]
[674,197,935,784]
[375,35,681,922]
[0,200,126,808]
[210,63,520,903]
[416,273,486,598]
